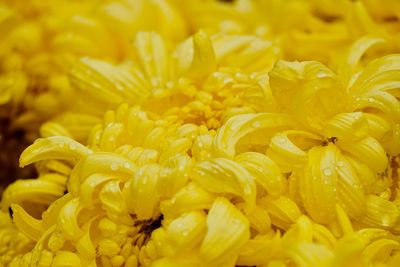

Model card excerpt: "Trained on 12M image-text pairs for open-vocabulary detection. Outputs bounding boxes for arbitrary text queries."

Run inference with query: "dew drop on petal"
[323,168,332,176]
[110,163,118,171]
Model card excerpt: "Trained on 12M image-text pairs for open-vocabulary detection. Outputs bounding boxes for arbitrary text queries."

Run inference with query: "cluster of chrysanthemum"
[1,0,400,267]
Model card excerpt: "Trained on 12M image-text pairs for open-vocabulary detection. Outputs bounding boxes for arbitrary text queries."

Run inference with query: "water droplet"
[108,136,115,142]
[69,143,76,150]
[323,168,332,176]
[244,185,252,195]
[177,222,184,228]
[368,97,374,103]
[232,219,240,225]
[170,197,176,204]
[337,161,345,167]
[166,81,174,89]
[277,136,286,144]
[381,215,392,227]
[182,230,189,237]
[110,163,118,171]
[58,142,65,148]
[230,124,240,130]
[252,121,261,128]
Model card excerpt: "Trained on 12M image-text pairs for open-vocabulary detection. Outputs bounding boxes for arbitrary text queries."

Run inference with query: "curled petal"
[285,243,334,267]
[158,153,192,197]
[324,112,368,141]
[58,198,84,241]
[336,156,366,219]
[312,223,337,249]
[236,152,286,197]
[259,195,302,230]
[269,60,344,131]
[166,211,207,255]
[99,180,132,224]
[193,158,256,206]
[188,30,216,78]
[52,251,82,267]
[79,174,118,207]
[214,113,292,158]
[299,144,339,223]
[337,136,388,173]
[200,197,250,266]
[10,204,44,241]
[241,204,271,235]
[267,130,323,172]
[124,164,161,220]
[42,194,73,228]
[358,195,400,229]
[237,233,282,266]
[160,182,215,217]
[283,216,314,245]
[341,35,386,79]
[68,152,136,195]
[1,179,64,212]
[70,57,149,105]
[363,239,400,265]
[363,113,392,142]
[134,32,170,84]
[99,122,125,152]
[20,136,92,167]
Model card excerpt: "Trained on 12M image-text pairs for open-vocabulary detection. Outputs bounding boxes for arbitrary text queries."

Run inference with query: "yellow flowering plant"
[0,0,400,267]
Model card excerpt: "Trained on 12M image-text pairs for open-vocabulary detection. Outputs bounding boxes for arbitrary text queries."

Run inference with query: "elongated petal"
[68,152,136,195]
[166,211,207,255]
[193,158,256,206]
[299,144,339,223]
[160,182,215,217]
[70,57,149,105]
[259,195,302,230]
[236,152,285,197]
[52,251,82,267]
[134,32,169,85]
[1,179,65,212]
[214,113,292,158]
[19,136,92,167]
[285,243,334,267]
[200,198,250,266]
[99,180,132,224]
[124,164,161,220]
[188,30,216,78]
[358,195,400,229]
[58,198,84,241]
[11,204,44,241]
[336,156,366,219]
[241,203,271,234]
[266,130,323,172]
[337,136,388,173]
[269,60,345,131]
[79,173,118,207]
[237,233,282,266]
[363,239,400,265]
[324,112,368,141]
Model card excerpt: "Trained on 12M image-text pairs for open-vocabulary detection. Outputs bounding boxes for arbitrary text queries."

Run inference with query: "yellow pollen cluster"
[0,0,400,267]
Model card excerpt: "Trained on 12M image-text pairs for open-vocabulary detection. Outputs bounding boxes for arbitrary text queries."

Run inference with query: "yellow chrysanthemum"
[0,0,188,184]
[0,0,400,267]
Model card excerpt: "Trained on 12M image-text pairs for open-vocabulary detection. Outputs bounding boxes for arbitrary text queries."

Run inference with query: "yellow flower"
[1,1,400,267]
